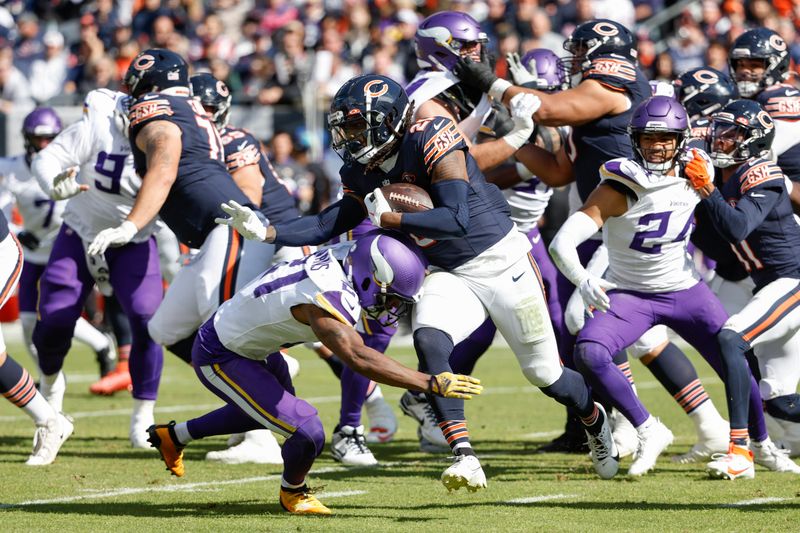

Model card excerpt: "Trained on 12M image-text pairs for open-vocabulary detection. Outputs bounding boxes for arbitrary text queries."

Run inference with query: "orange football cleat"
[89,361,132,395]
[148,421,186,477]
[279,486,332,515]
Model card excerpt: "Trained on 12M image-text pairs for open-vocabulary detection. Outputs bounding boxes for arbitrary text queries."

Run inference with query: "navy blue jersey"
[707,157,800,288]
[756,83,800,181]
[569,55,651,201]
[691,200,749,282]
[220,126,300,224]
[340,117,513,269]
[128,92,254,248]
[0,209,7,241]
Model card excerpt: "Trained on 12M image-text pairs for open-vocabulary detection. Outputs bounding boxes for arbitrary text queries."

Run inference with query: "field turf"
[0,335,797,532]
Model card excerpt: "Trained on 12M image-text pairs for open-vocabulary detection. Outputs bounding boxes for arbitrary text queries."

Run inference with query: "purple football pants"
[33,224,164,400]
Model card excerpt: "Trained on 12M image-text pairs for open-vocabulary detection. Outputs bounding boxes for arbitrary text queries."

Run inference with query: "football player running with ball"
[218,74,619,490]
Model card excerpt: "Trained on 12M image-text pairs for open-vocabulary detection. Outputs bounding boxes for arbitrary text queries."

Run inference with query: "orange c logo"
[364,80,389,99]
[133,54,155,71]
[692,69,719,84]
[216,80,229,97]
[769,34,787,52]
[592,22,619,37]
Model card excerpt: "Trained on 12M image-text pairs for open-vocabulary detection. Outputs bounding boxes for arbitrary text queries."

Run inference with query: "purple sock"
[282,417,325,486]
[186,404,261,439]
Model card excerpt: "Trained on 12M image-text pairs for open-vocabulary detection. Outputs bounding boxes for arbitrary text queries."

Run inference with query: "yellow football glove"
[429,372,483,399]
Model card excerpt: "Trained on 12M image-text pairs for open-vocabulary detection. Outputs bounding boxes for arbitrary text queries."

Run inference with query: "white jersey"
[213,248,361,359]
[503,178,553,233]
[31,88,157,242]
[599,157,701,292]
[406,69,492,142]
[0,155,64,264]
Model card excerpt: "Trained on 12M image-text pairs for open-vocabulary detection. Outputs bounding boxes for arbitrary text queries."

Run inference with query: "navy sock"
[716,329,752,441]
[644,342,710,414]
[540,367,594,419]
[413,327,466,431]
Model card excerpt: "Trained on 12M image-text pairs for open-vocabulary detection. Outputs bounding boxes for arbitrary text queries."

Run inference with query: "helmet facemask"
[329,104,410,168]
[708,120,754,167]
[631,128,686,173]
[730,57,770,98]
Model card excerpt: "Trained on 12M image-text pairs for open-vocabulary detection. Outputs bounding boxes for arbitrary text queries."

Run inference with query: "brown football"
[381,183,434,213]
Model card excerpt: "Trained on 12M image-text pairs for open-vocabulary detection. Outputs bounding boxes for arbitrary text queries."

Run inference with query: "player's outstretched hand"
[503,93,541,150]
[453,55,498,94]
[51,168,88,200]
[365,188,391,228]
[684,148,713,191]
[429,372,483,400]
[216,200,269,241]
[87,220,138,255]
[507,52,538,86]
[578,275,617,317]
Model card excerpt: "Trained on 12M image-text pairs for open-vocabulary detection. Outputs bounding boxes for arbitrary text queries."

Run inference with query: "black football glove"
[453,48,499,94]
[17,230,39,251]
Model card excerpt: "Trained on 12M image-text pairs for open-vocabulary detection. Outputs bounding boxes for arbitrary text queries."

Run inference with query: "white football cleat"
[205,429,283,464]
[765,414,800,457]
[399,391,449,452]
[751,438,800,473]
[628,419,673,476]
[331,425,378,466]
[609,408,638,459]
[365,387,397,444]
[130,413,155,449]
[281,353,300,379]
[441,453,487,492]
[226,432,246,447]
[584,403,619,479]
[707,443,755,480]
[26,412,74,466]
[671,424,729,464]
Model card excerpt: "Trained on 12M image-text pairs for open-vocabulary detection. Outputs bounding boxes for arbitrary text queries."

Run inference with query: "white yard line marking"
[317,490,367,499]
[521,430,562,439]
[0,467,347,508]
[506,493,576,504]
[725,497,791,507]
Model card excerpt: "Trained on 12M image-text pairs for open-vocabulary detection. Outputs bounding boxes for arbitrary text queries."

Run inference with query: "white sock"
[281,477,305,489]
[19,312,39,369]
[365,383,383,404]
[23,390,57,426]
[40,371,66,412]
[73,318,111,352]
[635,415,655,434]
[173,421,194,445]
[688,401,728,439]
[132,399,155,422]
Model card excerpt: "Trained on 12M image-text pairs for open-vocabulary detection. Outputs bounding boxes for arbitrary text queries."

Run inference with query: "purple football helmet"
[345,230,427,326]
[627,96,690,172]
[520,49,568,92]
[415,11,488,71]
[22,107,62,156]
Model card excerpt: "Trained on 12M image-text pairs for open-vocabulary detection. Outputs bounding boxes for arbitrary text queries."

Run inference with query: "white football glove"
[365,188,392,228]
[215,200,269,241]
[506,52,538,86]
[578,275,617,317]
[51,168,87,200]
[87,220,138,256]
[502,92,541,150]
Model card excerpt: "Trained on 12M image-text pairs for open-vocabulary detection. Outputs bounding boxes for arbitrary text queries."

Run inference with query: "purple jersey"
[340,116,512,269]
[220,125,300,224]
[128,92,254,248]
[570,55,651,201]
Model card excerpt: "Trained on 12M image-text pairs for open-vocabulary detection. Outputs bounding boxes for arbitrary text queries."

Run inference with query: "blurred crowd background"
[0,0,798,214]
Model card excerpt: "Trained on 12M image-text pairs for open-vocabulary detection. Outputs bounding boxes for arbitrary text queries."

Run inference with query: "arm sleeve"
[399,179,469,240]
[702,186,781,243]
[31,119,92,196]
[548,210,601,287]
[272,195,365,246]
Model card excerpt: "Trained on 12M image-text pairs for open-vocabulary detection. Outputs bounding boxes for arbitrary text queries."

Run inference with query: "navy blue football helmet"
[673,67,739,120]
[728,28,790,97]
[562,19,637,75]
[190,73,232,129]
[708,99,775,167]
[124,48,189,98]
[328,75,412,167]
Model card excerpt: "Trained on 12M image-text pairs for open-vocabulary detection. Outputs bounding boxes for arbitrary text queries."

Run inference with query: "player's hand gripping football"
[216,200,271,241]
[506,52,538,86]
[578,275,617,317]
[87,220,138,255]
[51,167,88,200]
[365,188,392,228]
[684,148,714,193]
[429,372,483,400]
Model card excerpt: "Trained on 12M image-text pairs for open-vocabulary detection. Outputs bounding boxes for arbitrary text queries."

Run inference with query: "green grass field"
[0,335,797,532]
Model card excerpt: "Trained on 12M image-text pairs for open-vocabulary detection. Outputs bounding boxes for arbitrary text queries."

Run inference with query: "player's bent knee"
[518,353,562,388]
[716,328,749,357]
[412,327,454,371]
[574,340,613,374]
[292,416,325,458]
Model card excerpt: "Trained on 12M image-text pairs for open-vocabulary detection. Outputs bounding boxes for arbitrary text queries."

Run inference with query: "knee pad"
[574,341,613,375]
[518,345,563,388]
[293,416,325,458]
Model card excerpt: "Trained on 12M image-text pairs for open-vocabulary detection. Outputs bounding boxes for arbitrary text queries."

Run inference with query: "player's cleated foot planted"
[706,443,755,480]
[26,412,74,466]
[441,453,487,492]
[584,403,619,479]
[628,419,673,476]
[279,486,332,515]
[89,361,132,396]
[751,439,800,473]
[147,421,185,477]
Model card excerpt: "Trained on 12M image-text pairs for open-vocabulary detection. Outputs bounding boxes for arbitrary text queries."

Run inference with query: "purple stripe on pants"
[33,224,164,400]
